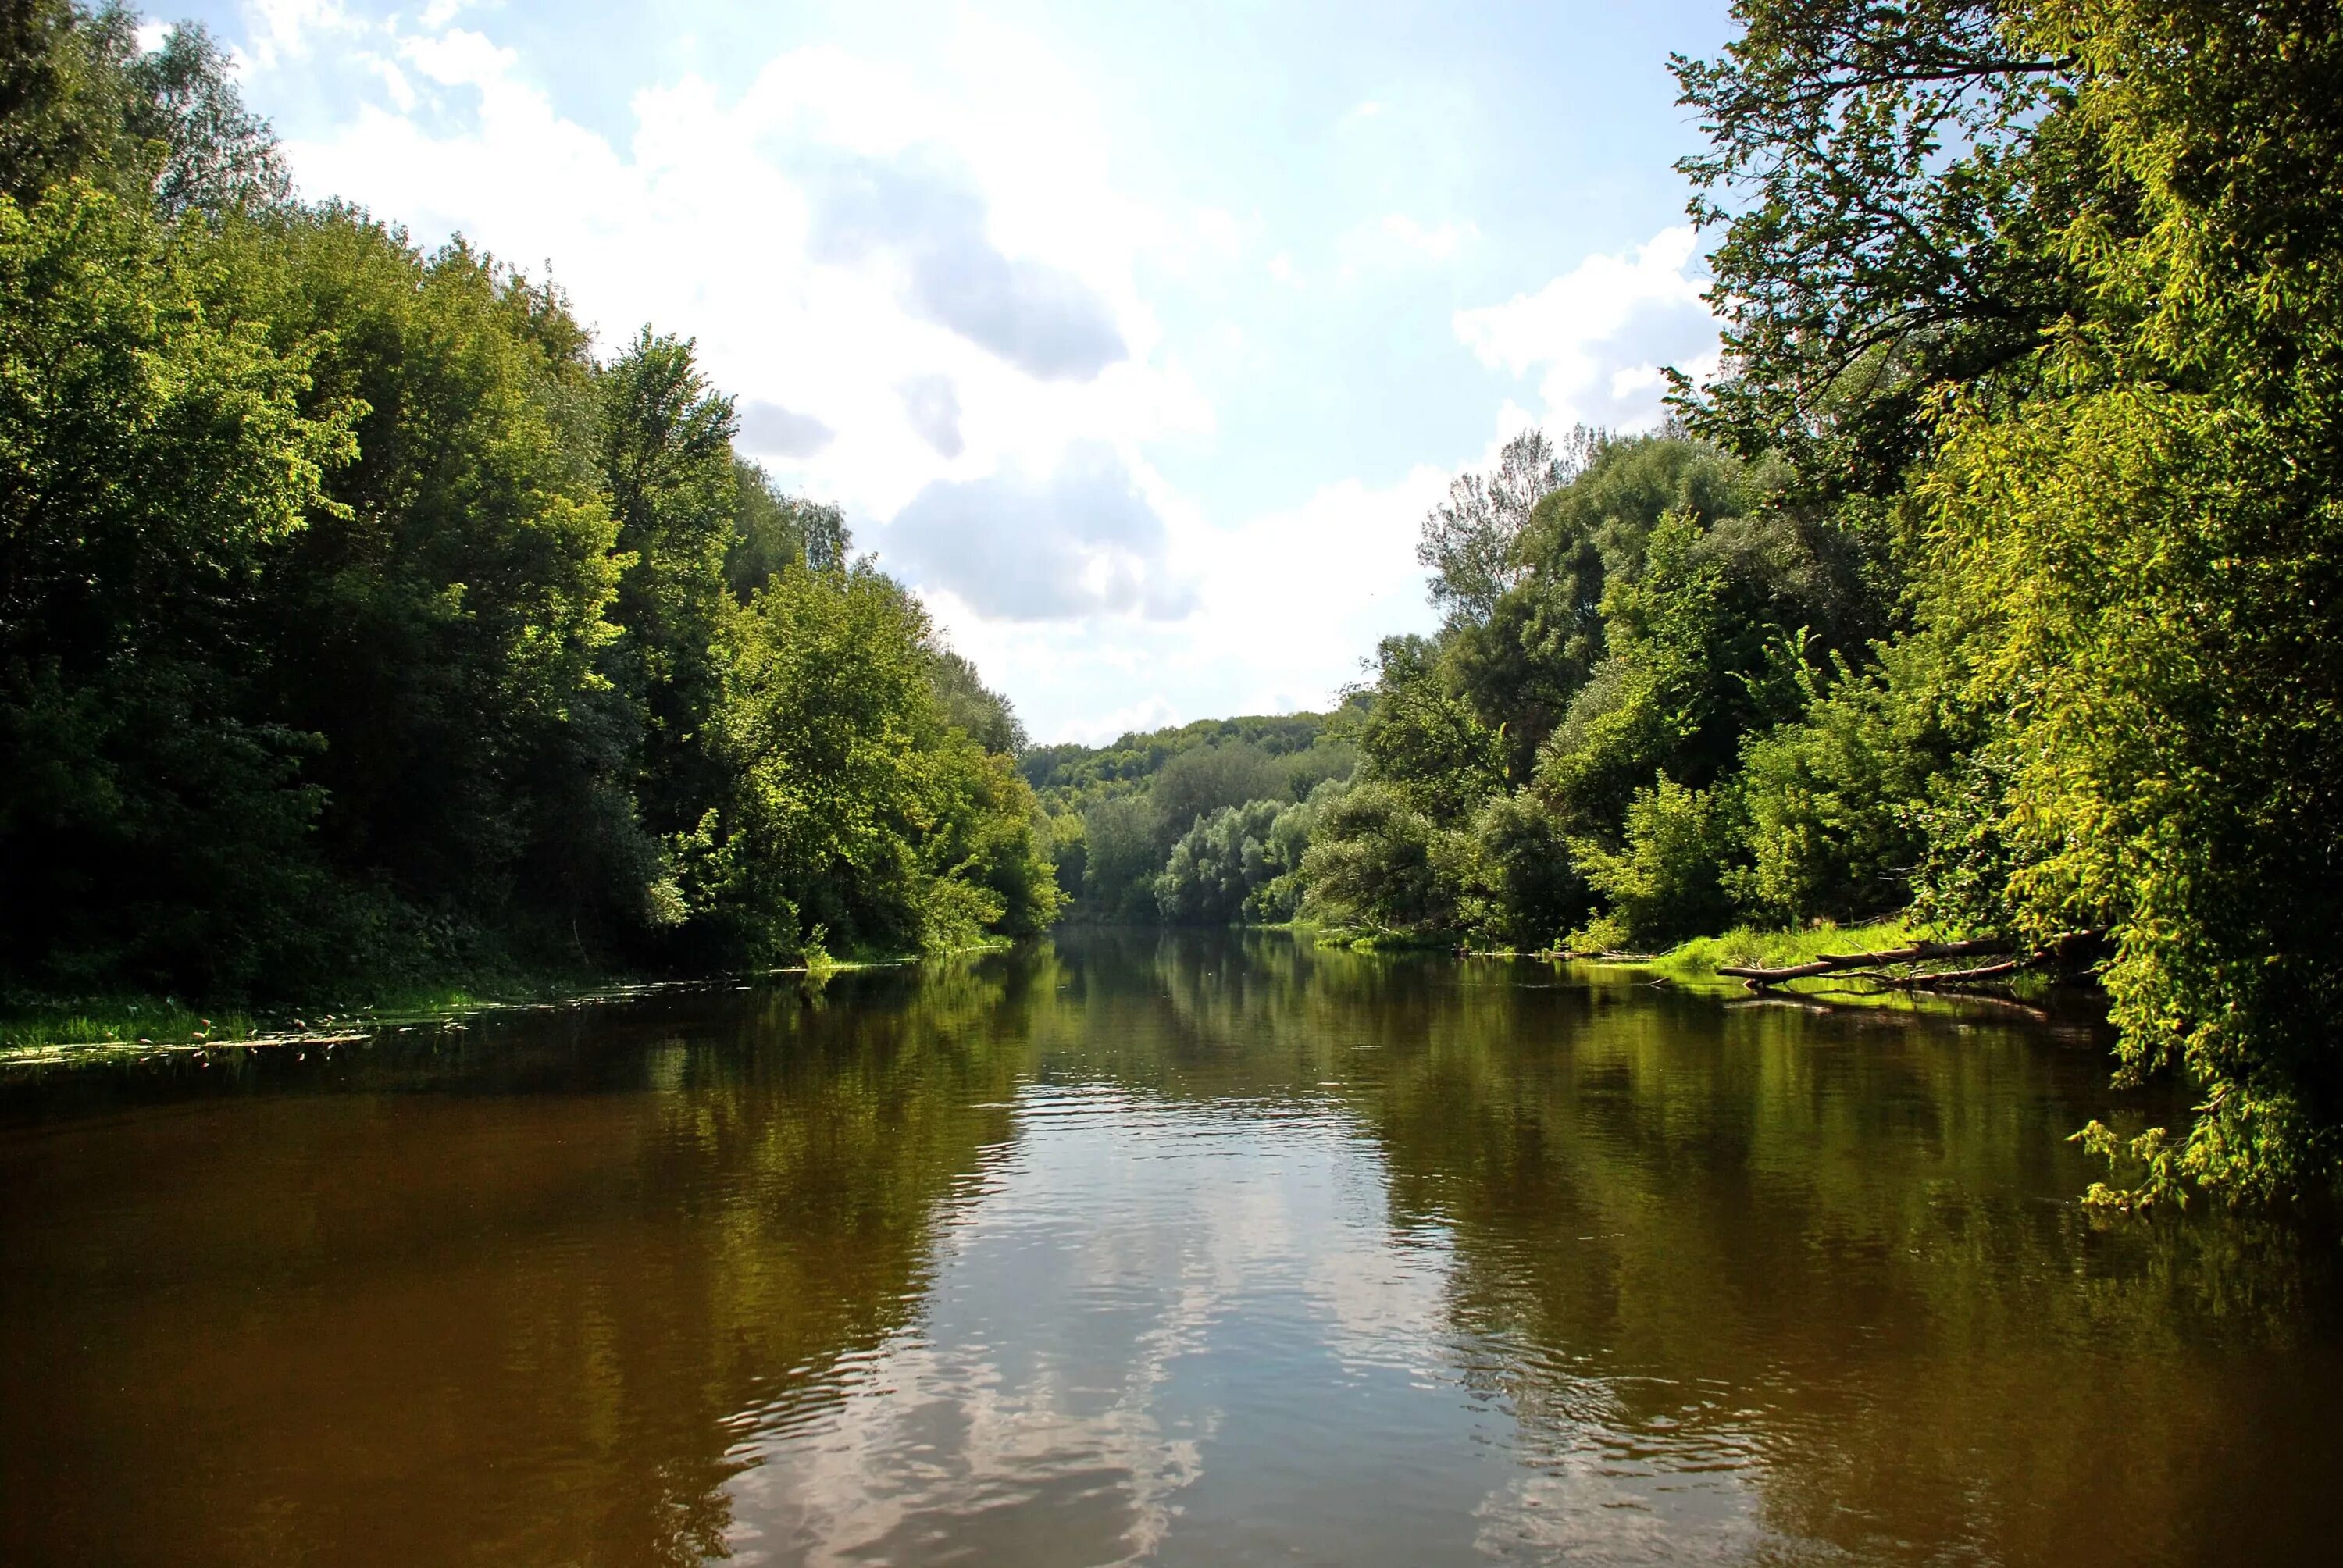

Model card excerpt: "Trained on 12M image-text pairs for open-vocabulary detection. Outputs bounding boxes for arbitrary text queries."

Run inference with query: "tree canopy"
[0,2,1057,994]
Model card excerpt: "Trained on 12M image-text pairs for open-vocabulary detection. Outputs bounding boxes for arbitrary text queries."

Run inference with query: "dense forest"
[1290,0,2343,1205]
[1019,712,1360,922]
[0,2,1060,997]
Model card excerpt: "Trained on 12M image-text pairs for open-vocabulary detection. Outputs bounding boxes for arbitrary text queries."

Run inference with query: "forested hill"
[0,3,1060,998]
[1020,713,1360,922]
[1020,712,1343,798]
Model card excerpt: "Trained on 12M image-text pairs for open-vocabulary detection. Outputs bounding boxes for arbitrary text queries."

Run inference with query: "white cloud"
[897,375,964,458]
[271,11,1208,531]
[1379,213,1478,262]
[1453,225,1719,432]
[363,55,416,112]
[882,444,1193,622]
[1080,694,1186,745]
[239,5,1671,743]
[401,26,515,88]
[913,458,1447,742]
[737,400,835,459]
[239,0,356,71]
[803,150,1129,381]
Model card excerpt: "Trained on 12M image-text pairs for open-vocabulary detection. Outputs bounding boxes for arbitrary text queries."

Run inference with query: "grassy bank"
[1606,916,2084,1021]
[1641,917,1931,986]
[0,937,1022,1066]
[0,971,625,1063]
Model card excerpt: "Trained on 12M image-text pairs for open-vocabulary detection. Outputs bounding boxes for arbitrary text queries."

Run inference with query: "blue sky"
[163,0,1734,742]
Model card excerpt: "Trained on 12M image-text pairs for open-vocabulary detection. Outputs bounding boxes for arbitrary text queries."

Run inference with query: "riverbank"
[0,939,1018,1067]
[1639,918,1931,985]
[1590,917,2100,1024]
[0,972,641,1067]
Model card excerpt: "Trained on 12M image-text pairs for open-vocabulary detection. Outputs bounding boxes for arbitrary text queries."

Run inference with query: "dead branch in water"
[1717,931,2102,994]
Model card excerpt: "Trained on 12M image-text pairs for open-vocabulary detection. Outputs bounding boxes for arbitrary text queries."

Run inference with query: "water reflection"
[3,932,2340,1564]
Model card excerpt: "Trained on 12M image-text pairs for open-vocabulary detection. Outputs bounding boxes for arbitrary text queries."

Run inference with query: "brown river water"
[5,929,2341,1565]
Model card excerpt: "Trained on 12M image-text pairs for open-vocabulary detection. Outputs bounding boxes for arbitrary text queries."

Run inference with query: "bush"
[1298,781,1460,935]
[1455,790,1588,949]
[1571,776,1738,949]
[1726,633,1967,925]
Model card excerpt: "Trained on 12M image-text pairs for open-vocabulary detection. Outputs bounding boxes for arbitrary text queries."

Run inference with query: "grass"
[0,939,1022,1067]
[1643,915,1932,985]
[1304,925,1457,953]
[0,997,259,1055]
[1613,915,2069,1020]
[0,969,625,1064]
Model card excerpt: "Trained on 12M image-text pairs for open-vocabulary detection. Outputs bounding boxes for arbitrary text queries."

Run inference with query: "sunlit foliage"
[0,3,1054,995]
[1300,0,2343,1201]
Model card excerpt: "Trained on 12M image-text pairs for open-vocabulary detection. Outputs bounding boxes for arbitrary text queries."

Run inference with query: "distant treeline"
[1020,715,1358,924]
[0,3,1059,998]
[1299,0,2343,1206]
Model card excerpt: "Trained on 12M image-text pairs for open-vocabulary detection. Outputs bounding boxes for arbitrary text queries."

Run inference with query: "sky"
[159,0,1736,743]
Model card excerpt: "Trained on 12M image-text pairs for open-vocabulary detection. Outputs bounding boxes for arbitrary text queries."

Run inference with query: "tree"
[224,216,633,948]
[1675,0,2343,1203]
[2,5,284,215]
[1147,741,1286,851]
[928,647,1026,757]
[1672,0,2083,498]
[1416,426,1599,626]
[599,329,739,841]
[726,458,847,600]
[120,20,287,217]
[0,181,351,991]
[1448,432,1756,775]
[1353,635,1504,818]
[1079,795,1158,921]
[1571,776,1738,950]
[0,0,1061,996]
[684,565,1056,962]
[1156,799,1286,925]
[1298,781,1460,937]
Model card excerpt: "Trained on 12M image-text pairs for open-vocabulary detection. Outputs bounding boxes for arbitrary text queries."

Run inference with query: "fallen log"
[1718,931,2101,990]
[1717,936,2013,982]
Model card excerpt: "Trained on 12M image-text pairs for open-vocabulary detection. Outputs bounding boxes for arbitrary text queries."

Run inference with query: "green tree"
[726,458,847,600]
[2,5,284,215]
[1147,740,1286,848]
[1354,635,1504,818]
[928,647,1027,757]
[1672,0,2083,499]
[598,330,738,843]
[223,214,635,953]
[1078,795,1160,921]
[1446,432,1744,776]
[1299,781,1462,937]
[0,182,351,991]
[1571,776,1739,950]
[1678,0,2343,1200]
[684,564,1054,962]
[1728,632,1971,925]
[1156,799,1286,925]
[1415,426,1592,626]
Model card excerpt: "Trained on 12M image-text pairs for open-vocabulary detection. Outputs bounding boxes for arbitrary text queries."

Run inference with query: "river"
[5,930,2341,1564]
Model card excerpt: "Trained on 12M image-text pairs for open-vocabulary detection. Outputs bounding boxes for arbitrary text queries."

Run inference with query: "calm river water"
[5,931,2343,1565]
